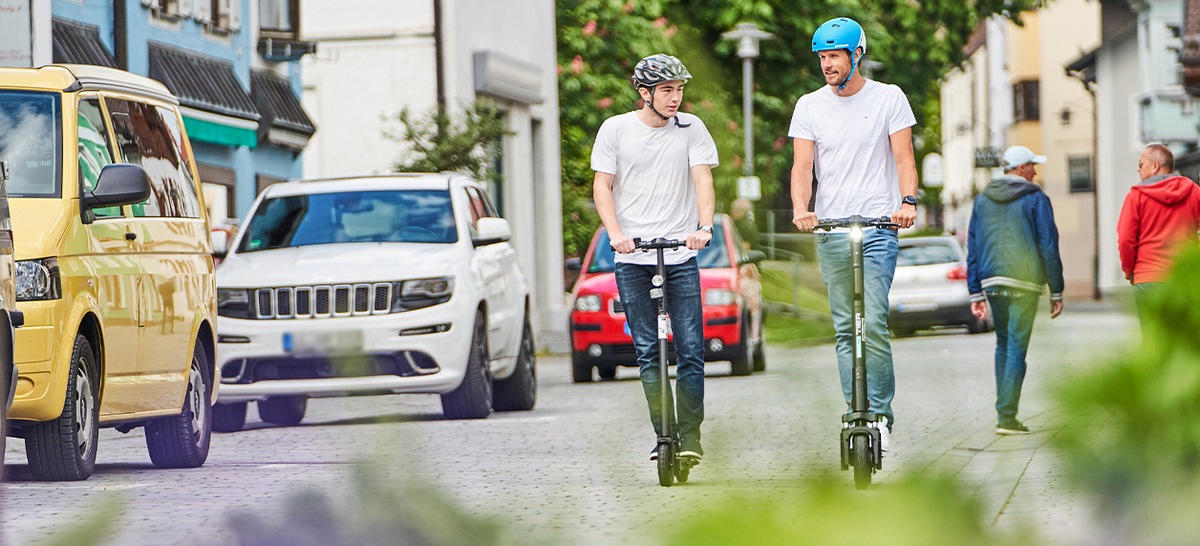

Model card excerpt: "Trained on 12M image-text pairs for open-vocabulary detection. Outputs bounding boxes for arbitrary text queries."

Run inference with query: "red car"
[566,214,766,382]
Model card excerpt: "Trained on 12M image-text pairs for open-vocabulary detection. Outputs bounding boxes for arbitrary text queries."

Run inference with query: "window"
[193,0,242,32]
[1013,80,1040,122]
[77,98,121,218]
[1069,155,1094,193]
[146,0,186,19]
[259,0,295,33]
[0,90,62,198]
[106,98,201,218]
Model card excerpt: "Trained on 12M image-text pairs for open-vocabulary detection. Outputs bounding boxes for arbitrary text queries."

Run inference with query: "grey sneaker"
[878,417,891,452]
[996,420,1031,435]
[649,445,659,461]
[679,436,703,460]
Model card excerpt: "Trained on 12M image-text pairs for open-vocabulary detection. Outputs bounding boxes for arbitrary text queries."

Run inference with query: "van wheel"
[753,338,767,372]
[26,335,100,481]
[441,313,492,419]
[572,353,594,383]
[730,320,753,376]
[146,342,212,468]
[259,396,307,425]
[493,314,536,411]
[213,402,247,432]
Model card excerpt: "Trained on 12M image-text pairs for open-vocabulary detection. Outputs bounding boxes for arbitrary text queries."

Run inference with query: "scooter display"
[633,237,701,487]
[812,215,898,490]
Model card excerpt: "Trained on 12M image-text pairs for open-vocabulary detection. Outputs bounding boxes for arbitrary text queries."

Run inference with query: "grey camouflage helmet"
[631,54,692,89]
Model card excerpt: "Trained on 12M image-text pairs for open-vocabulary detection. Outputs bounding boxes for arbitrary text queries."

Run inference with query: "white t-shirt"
[788,79,916,220]
[591,111,719,265]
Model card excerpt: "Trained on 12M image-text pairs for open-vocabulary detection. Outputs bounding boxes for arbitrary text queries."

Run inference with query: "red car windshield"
[587,226,730,273]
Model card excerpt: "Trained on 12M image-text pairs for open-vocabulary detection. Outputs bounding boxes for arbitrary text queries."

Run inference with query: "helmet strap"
[645,87,670,121]
[837,49,861,94]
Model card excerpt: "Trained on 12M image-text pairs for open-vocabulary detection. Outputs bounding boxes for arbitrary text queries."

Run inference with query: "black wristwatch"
[901,195,919,207]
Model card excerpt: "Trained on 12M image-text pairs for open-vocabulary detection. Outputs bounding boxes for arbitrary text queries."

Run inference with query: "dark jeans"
[615,258,704,444]
[986,287,1040,424]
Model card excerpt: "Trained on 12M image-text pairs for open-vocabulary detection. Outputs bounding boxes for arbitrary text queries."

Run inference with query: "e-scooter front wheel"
[657,441,675,487]
[852,434,872,490]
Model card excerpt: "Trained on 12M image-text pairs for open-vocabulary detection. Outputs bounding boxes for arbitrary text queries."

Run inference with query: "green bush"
[1052,247,1200,542]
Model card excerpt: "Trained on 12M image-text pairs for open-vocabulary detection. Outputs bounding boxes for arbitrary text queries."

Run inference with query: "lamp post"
[721,22,773,200]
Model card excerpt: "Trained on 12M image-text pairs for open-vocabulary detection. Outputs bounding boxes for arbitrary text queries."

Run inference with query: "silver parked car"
[888,236,991,336]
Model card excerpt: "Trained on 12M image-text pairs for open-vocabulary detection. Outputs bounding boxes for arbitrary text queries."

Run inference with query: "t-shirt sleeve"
[591,118,619,174]
[788,97,814,140]
[887,86,917,135]
[688,117,720,167]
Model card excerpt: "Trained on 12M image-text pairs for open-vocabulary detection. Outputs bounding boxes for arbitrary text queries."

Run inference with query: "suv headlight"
[574,295,601,313]
[217,288,254,319]
[391,277,454,312]
[704,288,739,307]
[16,258,61,301]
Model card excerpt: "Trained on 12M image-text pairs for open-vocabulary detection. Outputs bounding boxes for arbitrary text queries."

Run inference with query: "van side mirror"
[211,230,229,260]
[83,164,152,210]
[472,217,512,247]
[740,249,767,265]
[565,257,581,272]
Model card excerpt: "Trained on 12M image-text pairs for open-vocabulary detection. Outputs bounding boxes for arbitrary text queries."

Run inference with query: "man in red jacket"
[1117,144,1200,333]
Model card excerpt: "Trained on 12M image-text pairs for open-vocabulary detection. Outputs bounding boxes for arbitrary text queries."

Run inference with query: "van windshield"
[237,189,458,252]
[0,91,62,198]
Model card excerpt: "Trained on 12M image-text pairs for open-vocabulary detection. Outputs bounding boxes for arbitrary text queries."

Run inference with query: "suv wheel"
[26,335,100,481]
[146,341,212,468]
[730,319,753,376]
[213,402,248,432]
[441,313,493,419]
[571,352,593,383]
[259,395,307,425]
[493,313,536,411]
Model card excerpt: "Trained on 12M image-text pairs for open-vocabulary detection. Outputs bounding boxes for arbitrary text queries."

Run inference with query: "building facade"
[939,2,1101,299]
[18,0,316,224]
[300,0,566,350]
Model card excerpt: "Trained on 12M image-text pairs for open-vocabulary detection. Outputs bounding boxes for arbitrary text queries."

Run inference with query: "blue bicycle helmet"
[811,17,866,92]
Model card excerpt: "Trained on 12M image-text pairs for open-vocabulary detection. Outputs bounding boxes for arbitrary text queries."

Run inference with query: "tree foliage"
[389,100,510,182]
[556,0,1044,257]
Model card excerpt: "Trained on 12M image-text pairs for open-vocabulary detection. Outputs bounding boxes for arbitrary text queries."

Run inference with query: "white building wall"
[1096,28,1141,293]
[300,0,566,349]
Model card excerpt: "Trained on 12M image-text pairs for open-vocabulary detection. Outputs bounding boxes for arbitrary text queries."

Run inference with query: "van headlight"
[217,288,254,319]
[704,289,738,307]
[391,277,454,312]
[574,295,601,312]
[16,258,61,301]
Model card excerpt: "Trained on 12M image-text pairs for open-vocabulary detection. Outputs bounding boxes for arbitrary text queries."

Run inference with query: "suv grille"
[255,283,393,319]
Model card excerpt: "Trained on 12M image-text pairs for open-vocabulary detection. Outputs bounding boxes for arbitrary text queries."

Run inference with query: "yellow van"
[0,65,217,480]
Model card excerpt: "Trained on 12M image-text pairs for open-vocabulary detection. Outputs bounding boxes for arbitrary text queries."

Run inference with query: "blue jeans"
[1133,282,1163,338]
[985,287,1040,424]
[817,228,898,427]
[615,258,705,444]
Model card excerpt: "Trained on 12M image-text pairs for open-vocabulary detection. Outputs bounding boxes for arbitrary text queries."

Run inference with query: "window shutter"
[229,0,242,31]
[193,0,210,23]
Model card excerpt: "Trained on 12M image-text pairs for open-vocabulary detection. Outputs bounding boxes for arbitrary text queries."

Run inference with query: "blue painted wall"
[52,0,305,220]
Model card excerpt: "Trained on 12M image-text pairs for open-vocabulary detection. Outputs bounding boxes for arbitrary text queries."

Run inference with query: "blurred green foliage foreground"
[1052,247,1200,544]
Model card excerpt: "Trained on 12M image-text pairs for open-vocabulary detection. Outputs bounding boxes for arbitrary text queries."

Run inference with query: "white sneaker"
[878,417,891,452]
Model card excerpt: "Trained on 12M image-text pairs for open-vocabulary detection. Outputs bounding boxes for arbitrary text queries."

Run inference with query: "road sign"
[922,153,943,188]
[737,176,761,201]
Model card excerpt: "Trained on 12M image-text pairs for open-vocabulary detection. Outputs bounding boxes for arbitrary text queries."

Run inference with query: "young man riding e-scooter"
[591,54,719,485]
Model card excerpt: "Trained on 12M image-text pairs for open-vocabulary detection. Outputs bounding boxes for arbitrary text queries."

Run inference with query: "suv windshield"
[897,241,960,267]
[238,189,457,252]
[0,91,62,197]
[587,224,730,273]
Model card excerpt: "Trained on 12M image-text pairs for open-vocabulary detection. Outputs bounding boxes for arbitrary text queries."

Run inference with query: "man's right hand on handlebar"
[793,210,818,232]
[610,233,637,254]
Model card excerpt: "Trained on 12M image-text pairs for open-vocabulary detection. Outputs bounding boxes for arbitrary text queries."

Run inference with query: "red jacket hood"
[1134,175,1200,206]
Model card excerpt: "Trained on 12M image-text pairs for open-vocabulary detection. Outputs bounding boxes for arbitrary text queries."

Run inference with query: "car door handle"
[125,232,137,241]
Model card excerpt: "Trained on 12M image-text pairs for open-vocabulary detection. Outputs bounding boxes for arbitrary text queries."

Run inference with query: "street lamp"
[721,22,773,200]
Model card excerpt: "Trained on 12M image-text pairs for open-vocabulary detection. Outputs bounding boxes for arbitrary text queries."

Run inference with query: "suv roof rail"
[294,173,438,183]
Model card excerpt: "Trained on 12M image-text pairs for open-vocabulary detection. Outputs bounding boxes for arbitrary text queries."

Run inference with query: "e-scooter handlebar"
[812,215,900,232]
[631,237,689,251]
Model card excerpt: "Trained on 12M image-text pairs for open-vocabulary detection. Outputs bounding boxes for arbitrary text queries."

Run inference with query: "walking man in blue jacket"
[966,145,1065,435]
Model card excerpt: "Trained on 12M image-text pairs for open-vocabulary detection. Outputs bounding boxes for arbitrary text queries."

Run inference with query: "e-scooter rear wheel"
[657,442,674,487]
[852,434,872,490]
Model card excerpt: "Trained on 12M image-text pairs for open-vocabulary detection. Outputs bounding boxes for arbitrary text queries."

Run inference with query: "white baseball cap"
[1001,145,1047,170]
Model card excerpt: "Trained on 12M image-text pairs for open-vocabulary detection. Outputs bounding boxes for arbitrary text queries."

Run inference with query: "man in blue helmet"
[788,17,918,452]
[592,54,719,463]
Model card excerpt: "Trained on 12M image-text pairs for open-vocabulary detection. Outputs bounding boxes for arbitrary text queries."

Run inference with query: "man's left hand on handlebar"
[890,206,917,229]
[687,229,712,250]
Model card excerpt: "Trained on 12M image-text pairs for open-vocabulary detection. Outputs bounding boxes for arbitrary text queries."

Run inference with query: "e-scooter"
[813,215,898,490]
[633,237,701,487]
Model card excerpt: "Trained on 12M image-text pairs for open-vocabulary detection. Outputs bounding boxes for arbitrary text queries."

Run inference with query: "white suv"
[212,173,535,429]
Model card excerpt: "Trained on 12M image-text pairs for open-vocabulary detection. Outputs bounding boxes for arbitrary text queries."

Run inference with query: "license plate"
[284,330,364,356]
[898,302,938,313]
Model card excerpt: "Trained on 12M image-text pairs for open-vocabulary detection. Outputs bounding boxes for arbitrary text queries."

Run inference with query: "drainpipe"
[113,0,127,69]
[432,0,446,121]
